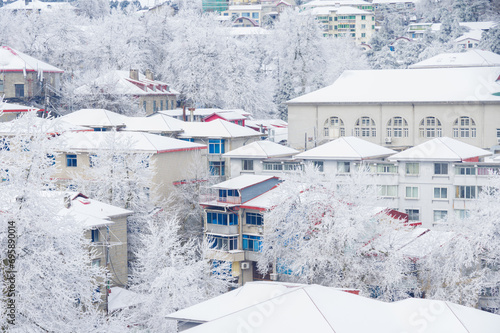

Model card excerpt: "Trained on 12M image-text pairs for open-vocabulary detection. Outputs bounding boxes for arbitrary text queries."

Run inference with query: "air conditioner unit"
[240,262,250,270]
[385,137,392,144]
[258,227,263,235]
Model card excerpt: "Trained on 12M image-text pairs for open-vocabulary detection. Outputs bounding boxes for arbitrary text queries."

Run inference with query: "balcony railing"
[217,196,241,204]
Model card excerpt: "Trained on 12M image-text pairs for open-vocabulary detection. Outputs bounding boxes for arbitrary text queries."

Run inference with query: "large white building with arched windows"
[287,65,500,151]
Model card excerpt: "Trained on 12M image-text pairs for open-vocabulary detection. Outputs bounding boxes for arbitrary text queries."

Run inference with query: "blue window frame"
[47,154,55,166]
[252,12,259,19]
[143,101,147,111]
[93,128,107,132]
[91,229,99,242]
[153,101,157,112]
[171,100,174,110]
[207,235,238,251]
[246,212,263,225]
[243,235,262,252]
[160,100,163,110]
[208,139,225,154]
[66,154,77,167]
[180,138,194,142]
[210,161,225,176]
[242,12,250,17]
[207,212,238,225]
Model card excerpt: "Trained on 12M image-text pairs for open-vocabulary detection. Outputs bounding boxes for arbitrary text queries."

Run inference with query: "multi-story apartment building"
[201,174,280,285]
[287,65,500,151]
[302,5,375,44]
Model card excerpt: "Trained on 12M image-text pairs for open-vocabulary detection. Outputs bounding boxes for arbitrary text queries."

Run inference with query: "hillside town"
[1,0,500,331]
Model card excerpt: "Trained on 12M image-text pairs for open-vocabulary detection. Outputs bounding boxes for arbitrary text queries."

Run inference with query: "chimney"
[188,107,195,122]
[64,195,72,209]
[129,69,139,81]
[145,69,154,81]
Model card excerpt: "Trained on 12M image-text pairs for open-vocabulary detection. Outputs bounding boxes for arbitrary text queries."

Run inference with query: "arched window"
[386,116,409,138]
[453,116,476,138]
[354,117,376,137]
[419,116,442,138]
[323,117,345,138]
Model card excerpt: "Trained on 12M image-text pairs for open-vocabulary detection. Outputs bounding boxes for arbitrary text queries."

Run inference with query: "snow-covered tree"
[257,165,416,301]
[0,112,110,331]
[479,26,500,55]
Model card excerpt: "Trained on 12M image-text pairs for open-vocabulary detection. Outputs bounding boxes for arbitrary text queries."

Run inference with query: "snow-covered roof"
[1,0,75,11]
[295,137,396,161]
[301,5,370,15]
[239,186,279,210]
[288,67,500,104]
[388,137,492,162]
[430,21,497,32]
[372,0,419,3]
[0,116,92,135]
[170,282,500,333]
[0,102,41,113]
[228,4,262,10]
[205,110,247,121]
[60,131,206,154]
[159,108,251,118]
[223,140,299,159]
[108,287,145,313]
[177,119,262,139]
[409,50,500,69]
[211,174,278,190]
[121,113,184,133]
[455,30,483,43]
[0,45,64,73]
[75,70,179,96]
[60,109,128,128]
[246,119,288,129]
[301,0,372,8]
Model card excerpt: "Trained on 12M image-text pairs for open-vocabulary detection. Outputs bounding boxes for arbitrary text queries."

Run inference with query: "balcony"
[206,224,239,235]
[217,196,241,204]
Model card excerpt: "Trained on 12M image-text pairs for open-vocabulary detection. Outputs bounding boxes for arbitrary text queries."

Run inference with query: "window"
[406,209,420,221]
[338,162,350,173]
[376,164,397,173]
[242,12,250,17]
[66,154,77,167]
[243,235,262,252]
[89,154,98,168]
[378,185,397,197]
[209,161,225,176]
[361,24,366,29]
[361,15,366,20]
[165,99,169,110]
[452,116,476,138]
[434,187,447,199]
[171,100,174,110]
[434,163,448,175]
[419,117,442,138]
[455,209,470,219]
[313,161,324,172]
[92,259,101,267]
[91,229,99,242]
[372,25,375,29]
[456,185,478,199]
[208,139,225,154]
[0,79,3,92]
[456,166,476,175]
[246,212,263,226]
[242,159,254,171]
[433,210,448,223]
[143,101,147,111]
[47,154,55,166]
[207,235,238,251]
[252,12,259,19]
[153,101,157,112]
[354,117,376,137]
[361,33,366,37]
[386,117,409,138]
[207,212,238,225]
[263,162,283,171]
[15,84,24,98]
[405,163,419,175]
[93,128,107,132]
[160,100,163,110]
[405,186,419,199]
[323,116,345,137]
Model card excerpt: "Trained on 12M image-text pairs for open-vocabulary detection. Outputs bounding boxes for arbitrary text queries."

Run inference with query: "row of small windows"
[405,209,469,223]
[323,116,477,138]
[143,99,175,112]
[206,234,262,252]
[206,212,263,226]
[385,185,481,200]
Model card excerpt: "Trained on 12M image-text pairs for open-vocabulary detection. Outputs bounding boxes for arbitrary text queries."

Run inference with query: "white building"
[286,66,500,151]
[408,50,500,69]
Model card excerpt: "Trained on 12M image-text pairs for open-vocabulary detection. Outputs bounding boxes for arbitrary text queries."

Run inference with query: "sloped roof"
[288,67,500,104]
[205,110,247,121]
[121,113,184,133]
[211,174,277,190]
[239,186,279,211]
[388,137,492,162]
[0,45,64,73]
[301,0,371,8]
[159,108,251,118]
[60,131,206,154]
[295,136,396,161]
[75,70,179,96]
[0,116,92,135]
[223,141,299,159]
[246,119,288,129]
[409,50,500,69]
[1,0,75,11]
[177,119,262,139]
[170,282,500,333]
[455,30,483,42]
[61,109,128,128]
[0,102,41,113]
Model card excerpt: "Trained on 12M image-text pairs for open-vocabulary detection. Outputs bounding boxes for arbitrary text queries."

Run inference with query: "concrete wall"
[1,71,61,100]
[139,94,177,116]
[288,103,500,150]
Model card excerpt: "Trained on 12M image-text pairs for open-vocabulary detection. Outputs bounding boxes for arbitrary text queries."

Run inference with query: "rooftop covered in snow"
[59,131,206,154]
[223,141,299,159]
[0,45,64,73]
[60,109,128,128]
[295,136,396,161]
[388,137,492,162]
[409,50,500,69]
[168,281,500,333]
[121,113,184,134]
[177,119,262,139]
[211,174,278,190]
[287,67,500,104]
[0,102,42,113]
